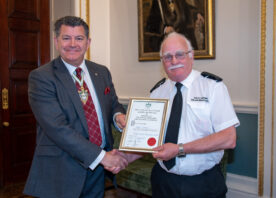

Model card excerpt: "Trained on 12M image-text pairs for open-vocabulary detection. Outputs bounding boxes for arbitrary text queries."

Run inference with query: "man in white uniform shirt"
[150,32,240,198]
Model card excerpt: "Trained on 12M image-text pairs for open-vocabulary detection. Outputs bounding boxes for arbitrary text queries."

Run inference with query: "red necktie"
[75,67,102,146]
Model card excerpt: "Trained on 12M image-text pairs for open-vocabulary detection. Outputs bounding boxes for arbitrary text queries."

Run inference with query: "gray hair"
[159,32,193,57]
[54,16,89,38]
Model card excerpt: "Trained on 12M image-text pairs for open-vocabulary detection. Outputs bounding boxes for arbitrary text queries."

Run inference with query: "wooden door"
[0,0,50,186]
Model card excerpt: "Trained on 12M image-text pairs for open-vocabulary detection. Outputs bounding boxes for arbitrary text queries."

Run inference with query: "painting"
[138,0,215,61]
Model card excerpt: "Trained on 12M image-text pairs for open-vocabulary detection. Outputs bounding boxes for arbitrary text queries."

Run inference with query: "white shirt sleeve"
[89,150,106,170]
[210,82,240,132]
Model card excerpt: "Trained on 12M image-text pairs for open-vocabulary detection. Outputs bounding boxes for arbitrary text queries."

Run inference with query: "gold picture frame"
[138,0,215,61]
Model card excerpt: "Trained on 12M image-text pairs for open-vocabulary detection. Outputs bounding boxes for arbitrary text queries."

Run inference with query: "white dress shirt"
[150,69,240,175]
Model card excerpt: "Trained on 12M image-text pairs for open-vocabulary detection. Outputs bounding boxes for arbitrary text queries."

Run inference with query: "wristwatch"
[178,143,186,157]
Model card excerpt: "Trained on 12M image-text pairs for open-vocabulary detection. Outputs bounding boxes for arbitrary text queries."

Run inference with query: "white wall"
[89,0,110,68]
[109,0,164,99]
[50,0,75,59]
[194,0,260,108]
[90,0,259,111]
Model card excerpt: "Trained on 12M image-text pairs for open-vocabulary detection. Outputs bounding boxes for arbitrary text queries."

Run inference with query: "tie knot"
[175,82,183,91]
[75,67,82,80]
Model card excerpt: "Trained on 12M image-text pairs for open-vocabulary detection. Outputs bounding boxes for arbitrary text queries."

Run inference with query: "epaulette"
[150,78,166,93]
[201,71,223,82]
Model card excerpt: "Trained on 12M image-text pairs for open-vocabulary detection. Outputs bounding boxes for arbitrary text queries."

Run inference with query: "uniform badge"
[191,97,209,102]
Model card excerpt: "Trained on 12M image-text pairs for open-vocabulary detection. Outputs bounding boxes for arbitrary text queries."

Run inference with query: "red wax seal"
[147,138,156,146]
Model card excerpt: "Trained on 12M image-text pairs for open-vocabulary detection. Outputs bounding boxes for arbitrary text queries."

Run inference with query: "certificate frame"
[119,98,169,153]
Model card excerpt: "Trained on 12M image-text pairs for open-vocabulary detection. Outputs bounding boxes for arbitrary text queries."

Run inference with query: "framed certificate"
[119,98,169,153]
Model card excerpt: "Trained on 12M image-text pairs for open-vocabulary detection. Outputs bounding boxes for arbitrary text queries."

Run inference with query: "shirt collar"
[61,58,88,76]
[169,70,200,89]
[181,70,200,89]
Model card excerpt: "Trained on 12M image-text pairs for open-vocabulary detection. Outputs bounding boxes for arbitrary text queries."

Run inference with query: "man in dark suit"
[23,16,128,198]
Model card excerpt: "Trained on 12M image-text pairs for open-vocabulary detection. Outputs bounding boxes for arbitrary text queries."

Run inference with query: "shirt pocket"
[187,100,210,117]
[186,101,212,136]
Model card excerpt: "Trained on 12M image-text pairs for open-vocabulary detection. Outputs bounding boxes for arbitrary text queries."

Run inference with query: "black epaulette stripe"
[201,71,223,82]
[150,78,166,93]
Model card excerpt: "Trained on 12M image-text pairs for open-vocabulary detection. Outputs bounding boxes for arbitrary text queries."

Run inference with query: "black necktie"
[164,82,183,170]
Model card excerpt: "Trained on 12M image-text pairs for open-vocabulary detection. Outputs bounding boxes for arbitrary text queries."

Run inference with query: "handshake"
[100,149,142,174]
[99,114,180,174]
[99,113,143,174]
[100,142,180,174]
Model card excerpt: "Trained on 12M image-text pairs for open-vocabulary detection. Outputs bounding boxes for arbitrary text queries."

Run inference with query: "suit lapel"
[53,57,89,134]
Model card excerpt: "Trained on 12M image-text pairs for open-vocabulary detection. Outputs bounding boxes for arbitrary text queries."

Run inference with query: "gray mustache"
[168,64,184,70]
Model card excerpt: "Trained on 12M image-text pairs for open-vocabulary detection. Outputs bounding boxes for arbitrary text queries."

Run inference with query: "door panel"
[8,0,39,20]
[0,0,49,186]
[10,31,39,68]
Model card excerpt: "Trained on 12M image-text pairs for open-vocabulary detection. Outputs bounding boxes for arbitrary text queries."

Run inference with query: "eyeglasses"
[161,50,191,63]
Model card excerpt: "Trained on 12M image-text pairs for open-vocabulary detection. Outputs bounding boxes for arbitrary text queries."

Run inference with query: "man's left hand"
[115,113,126,130]
[152,143,179,161]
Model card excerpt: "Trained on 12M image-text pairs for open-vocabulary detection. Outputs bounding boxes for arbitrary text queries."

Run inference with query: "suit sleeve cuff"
[89,150,106,170]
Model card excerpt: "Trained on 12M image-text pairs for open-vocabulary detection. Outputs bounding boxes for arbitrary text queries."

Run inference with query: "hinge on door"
[2,88,8,110]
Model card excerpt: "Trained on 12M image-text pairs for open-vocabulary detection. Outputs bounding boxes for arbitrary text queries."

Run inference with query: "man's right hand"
[100,149,128,174]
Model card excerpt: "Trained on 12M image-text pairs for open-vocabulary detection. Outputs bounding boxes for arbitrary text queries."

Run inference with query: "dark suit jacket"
[24,57,125,198]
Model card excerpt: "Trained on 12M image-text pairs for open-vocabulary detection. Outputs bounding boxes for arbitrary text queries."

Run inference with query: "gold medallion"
[78,86,89,105]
